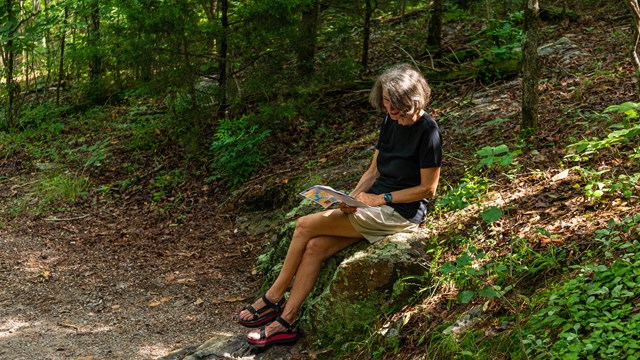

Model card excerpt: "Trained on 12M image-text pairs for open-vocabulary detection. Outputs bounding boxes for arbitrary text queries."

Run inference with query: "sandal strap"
[259,326,267,340]
[261,294,285,312]
[275,316,296,332]
[244,295,285,321]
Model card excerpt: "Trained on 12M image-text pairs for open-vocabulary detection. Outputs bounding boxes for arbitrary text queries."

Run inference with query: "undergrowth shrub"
[18,101,70,131]
[566,102,640,162]
[470,11,524,79]
[523,215,640,360]
[437,174,489,211]
[208,115,271,188]
[566,102,640,201]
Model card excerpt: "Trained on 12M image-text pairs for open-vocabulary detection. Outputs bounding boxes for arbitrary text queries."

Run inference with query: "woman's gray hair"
[369,63,431,115]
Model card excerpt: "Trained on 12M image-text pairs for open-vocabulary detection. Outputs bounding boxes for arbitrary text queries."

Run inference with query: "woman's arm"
[356,167,441,206]
[349,150,380,197]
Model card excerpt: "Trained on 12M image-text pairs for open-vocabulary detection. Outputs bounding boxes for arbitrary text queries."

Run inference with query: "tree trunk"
[427,0,444,51]
[20,0,29,90]
[198,0,218,51]
[485,0,494,19]
[43,0,51,100]
[627,0,640,96]
[56,5,68,105]
[361,0,373,71]
[6,0,17,128]
[88,0,102,81]
[297,0,319,77]
[521,0,541,137]
[217,0,228,119]
[182,36,198,113]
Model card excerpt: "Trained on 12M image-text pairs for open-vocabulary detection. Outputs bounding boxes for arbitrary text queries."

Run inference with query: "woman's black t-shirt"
[368,112,442,224]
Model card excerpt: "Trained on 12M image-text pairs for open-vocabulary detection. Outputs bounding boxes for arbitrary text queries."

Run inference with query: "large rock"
[159,333,304,360]
[299,231,428,349]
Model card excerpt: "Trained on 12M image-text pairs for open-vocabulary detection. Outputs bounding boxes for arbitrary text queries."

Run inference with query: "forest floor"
[0,4,638,360]
[0,172,272,359]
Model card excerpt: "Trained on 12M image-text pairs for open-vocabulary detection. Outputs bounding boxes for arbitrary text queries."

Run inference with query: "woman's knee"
[303,238,329,261]
[294,213,320,238]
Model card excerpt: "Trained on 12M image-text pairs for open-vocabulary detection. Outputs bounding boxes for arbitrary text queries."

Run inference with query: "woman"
[237,63,442,347]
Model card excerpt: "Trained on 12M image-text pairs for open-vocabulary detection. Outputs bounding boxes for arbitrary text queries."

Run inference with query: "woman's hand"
[355,192,385,207]
[338,202,357,214]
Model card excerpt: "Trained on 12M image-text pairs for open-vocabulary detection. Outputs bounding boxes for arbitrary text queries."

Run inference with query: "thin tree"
[56,4,68,105]
[4,0,17,128]
[427,0,444,52]
[521,0,540,137]
[361,0,375,71]
[88,0,101,81]
[217,0,228,119]
[627,0,640,96]
[198,0,218,51]
[86,0,104,103]
[297,0,319,77]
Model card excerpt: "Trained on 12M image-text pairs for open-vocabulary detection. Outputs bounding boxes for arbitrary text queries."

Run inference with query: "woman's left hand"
[355,192,385,207]
[338,202,357,214]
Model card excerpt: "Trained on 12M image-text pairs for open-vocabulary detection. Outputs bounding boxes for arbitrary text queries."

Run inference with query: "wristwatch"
[383,193,393,204]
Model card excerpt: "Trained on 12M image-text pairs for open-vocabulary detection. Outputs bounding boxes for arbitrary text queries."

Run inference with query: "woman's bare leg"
[248,217,363,339]
[239,209,362,322]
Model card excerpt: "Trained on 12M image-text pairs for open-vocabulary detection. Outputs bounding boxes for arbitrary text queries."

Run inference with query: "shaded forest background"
[1,0,640,359]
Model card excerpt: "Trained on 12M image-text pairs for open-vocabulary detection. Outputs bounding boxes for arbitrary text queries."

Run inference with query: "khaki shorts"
[348,205,419,243]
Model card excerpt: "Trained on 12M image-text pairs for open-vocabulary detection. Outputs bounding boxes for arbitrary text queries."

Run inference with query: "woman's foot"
[247,316,300,347]
[237,294,285,328]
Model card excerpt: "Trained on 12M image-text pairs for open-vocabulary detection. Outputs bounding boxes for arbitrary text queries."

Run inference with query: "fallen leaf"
[111,305,120,310]
[534,201,549,208]
[194,298,204,305]
[551,169,569,182]
[224,296,247,303]
[149,301,162,307]
[58,322,79,331]
[539,235,564,246]
[176,278,195,284]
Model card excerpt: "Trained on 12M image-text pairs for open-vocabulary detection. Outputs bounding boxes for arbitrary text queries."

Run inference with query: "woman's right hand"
[338,202,357,214]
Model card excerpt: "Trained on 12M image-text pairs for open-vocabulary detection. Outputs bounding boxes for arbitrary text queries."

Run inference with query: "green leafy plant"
[470,11,524,79]
[566,102,640,161]
[18,101,70,130]
[439,208,507,304]
[34,172,91,210]
[523,215,640,360]
[437,175,489,210]
[208,116,271,188]
[576,167,639,200]
[150,169,185,202]
[476,144,517,169]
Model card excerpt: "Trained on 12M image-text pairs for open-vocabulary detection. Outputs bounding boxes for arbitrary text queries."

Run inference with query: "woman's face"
[382,88,418,125]
[382,88,401,120]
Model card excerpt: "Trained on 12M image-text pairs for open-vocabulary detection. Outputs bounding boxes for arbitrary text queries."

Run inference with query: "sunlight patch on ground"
[0,319,33,339]
[208,330,235,337]
[138,344,172,358]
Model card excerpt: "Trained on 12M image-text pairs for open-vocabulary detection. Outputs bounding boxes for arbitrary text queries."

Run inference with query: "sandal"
[246,316,301,347]
[236,294,286,328]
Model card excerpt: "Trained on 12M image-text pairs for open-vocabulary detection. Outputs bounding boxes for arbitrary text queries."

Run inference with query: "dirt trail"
[0,197,265,359]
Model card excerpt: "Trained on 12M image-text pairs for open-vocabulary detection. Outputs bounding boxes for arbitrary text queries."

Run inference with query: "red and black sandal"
[246,316,301,347]
[236,294,286,328]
